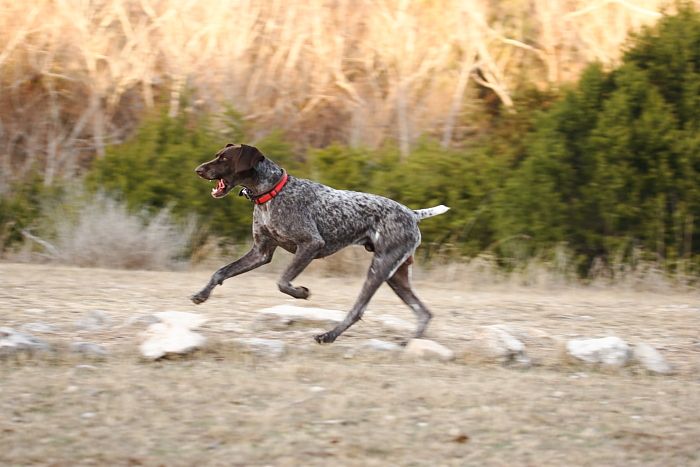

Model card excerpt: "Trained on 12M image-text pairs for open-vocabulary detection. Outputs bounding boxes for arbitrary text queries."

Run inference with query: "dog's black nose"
[195,166,205,176]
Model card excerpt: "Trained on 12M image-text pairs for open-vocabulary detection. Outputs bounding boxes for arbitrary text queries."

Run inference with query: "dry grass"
[11,192,195,270]
[1,262,700,465]
[281,246,697,293]
[1,0,689,188]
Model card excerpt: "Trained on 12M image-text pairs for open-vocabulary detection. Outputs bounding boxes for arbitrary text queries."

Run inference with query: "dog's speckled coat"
[192,144,449,343]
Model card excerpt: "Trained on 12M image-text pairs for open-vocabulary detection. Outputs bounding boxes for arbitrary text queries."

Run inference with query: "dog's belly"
[265,226,364,258]
[274,236,360,258]
[314,239,363,258]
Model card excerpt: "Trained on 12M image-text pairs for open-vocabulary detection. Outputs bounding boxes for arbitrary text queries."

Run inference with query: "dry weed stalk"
[25,190,196,270]
[0,0,688,187]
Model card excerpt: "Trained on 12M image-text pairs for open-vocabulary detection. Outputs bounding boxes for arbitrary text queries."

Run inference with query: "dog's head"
[195,143,265,198]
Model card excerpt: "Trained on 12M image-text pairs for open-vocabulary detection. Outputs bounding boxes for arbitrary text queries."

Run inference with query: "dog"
[192,143,449,343]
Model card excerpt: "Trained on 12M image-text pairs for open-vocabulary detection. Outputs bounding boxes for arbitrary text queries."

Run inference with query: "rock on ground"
[632,343,673,375]
[0,327,50,356]
[468,325,530,365]
[363,339,403,352]
[566,336,630,367]
[139,312,207,360]
[404,339,455,361]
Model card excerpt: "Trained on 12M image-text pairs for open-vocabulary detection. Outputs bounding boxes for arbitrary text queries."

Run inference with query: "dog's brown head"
[195,143,265,198]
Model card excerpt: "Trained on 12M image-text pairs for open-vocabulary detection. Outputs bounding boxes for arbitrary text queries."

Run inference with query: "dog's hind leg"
[386,257,432,339]
[314,246,414,344]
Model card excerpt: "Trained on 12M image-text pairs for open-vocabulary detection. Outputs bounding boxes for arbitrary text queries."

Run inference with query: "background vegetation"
[1,1,699,280]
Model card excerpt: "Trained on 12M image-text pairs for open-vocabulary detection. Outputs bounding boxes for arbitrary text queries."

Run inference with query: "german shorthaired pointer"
[192,143,449,343]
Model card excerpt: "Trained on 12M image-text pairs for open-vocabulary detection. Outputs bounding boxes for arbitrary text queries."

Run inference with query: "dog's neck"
[241,158,286,196]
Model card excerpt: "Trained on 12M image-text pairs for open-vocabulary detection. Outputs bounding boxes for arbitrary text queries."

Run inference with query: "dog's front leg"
[191,241,276,304]
[276,238,325,299]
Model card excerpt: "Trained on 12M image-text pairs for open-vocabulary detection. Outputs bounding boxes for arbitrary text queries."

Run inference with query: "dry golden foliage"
[0,0,693,187]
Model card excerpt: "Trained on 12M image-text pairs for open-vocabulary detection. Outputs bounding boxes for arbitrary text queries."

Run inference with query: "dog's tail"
[414,204,450,221]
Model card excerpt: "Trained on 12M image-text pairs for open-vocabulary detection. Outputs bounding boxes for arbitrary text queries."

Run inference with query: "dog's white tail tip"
[414,204,450,220]
[433,205,450,215]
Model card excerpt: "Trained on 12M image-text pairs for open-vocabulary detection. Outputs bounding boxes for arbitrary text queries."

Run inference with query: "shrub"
[29,190,195,270]
[87,109,253,242]
[0,175,62,251]
[495,6,700,273]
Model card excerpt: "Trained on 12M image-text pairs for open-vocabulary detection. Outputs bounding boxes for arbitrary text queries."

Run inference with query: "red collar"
[253,170,288,205]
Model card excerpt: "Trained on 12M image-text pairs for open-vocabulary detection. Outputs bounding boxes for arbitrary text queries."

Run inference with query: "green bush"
[83,100,541,261]
[88,110,253,242]
[369,143,500,256]
[0,175,63,250]
[496,5,700,272]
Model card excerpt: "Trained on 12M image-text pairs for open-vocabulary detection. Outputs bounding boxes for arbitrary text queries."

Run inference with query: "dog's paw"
[278,282,311,300]
[314,331,337,344]
[190,291,210,304]
[295,286,310,299]
[287,286,310,299]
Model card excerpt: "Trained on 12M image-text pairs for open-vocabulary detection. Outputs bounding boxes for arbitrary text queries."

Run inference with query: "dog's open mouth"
[211,179,231,198]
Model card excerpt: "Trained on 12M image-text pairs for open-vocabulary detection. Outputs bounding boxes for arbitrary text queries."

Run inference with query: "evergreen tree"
[496,5,700,270]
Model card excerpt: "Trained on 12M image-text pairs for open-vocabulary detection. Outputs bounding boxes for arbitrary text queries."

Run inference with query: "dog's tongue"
[211,179,226,197]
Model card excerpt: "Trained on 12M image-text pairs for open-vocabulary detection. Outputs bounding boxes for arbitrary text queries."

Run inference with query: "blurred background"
[0,0,698,284]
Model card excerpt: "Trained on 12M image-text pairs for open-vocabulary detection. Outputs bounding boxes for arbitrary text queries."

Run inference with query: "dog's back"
[257,176,420,257]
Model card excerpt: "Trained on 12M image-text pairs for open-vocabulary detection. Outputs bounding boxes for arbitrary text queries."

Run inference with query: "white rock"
[566,336,630,367]
[471,325,529,364]
[376,315,414,332]
[404,339,455,361]
[140,322,206,360]
[0,327,50,355]
[363,339,402,352]
[632,343,673,375]
[232,337,286,357]
[255,305,346,329]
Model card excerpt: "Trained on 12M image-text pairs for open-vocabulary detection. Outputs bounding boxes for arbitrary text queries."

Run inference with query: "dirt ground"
[1,262,699,466]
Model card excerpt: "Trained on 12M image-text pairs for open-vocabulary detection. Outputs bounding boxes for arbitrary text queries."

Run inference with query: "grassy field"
[1,262,699,466]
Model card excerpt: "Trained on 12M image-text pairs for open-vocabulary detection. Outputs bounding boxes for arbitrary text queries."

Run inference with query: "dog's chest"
[255,204,280,235]
[254,204,297,247]
[256,204,273,225]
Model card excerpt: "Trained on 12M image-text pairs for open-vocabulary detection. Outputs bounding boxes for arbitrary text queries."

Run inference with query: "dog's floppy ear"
[225,143,234,148]
[234,144,264,173]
